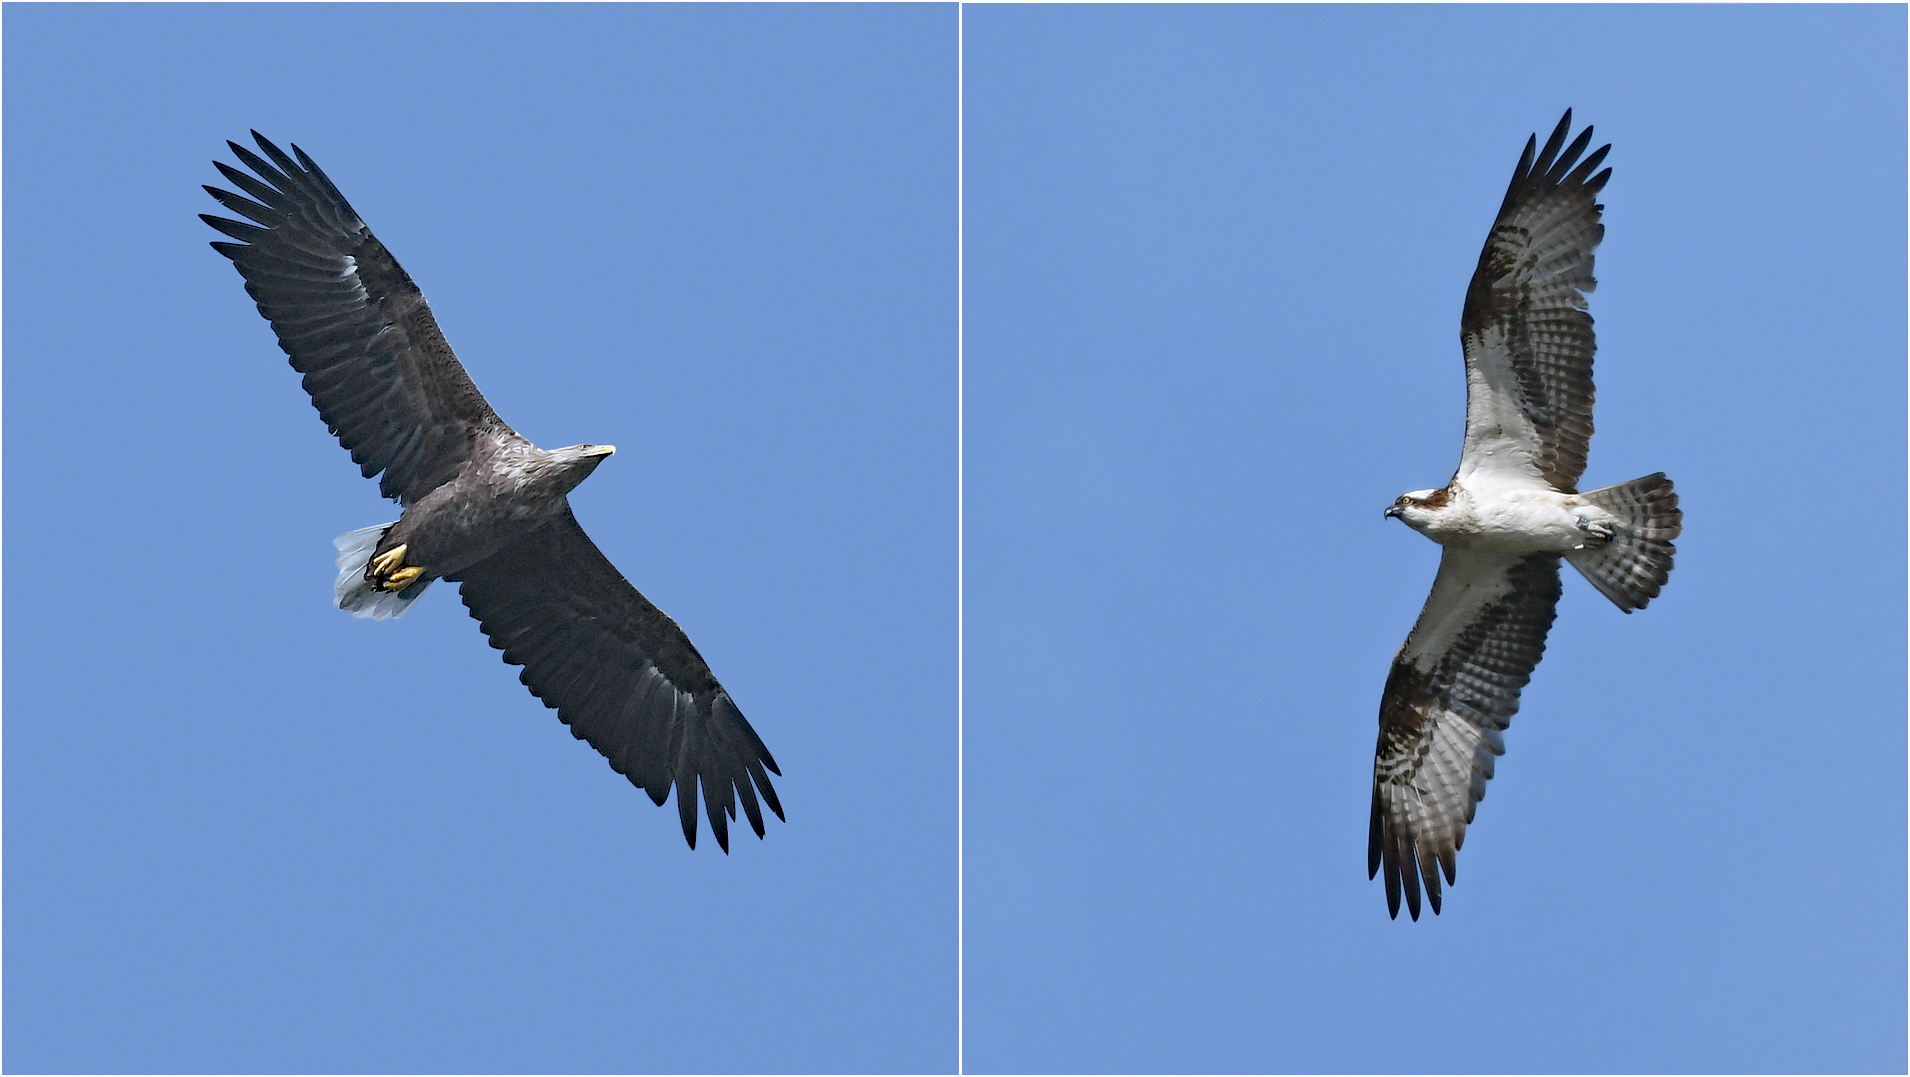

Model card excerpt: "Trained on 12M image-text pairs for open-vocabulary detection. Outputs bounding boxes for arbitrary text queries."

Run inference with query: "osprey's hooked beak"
[1384,504,1403,519]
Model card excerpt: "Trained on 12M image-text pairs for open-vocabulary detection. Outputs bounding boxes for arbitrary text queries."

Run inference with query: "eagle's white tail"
[1566,473,1681,613]
[333,523,431,621]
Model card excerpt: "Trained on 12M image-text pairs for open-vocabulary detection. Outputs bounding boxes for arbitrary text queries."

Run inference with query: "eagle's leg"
[369,544,425,591]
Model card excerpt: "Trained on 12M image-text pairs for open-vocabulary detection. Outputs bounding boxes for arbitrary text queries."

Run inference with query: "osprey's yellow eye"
[1394,496,1412,509]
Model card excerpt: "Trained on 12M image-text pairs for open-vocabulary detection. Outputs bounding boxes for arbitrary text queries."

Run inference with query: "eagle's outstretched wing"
[1370,550,1561,919]
[1458,111,1611,494]
[446,508,784,851]
[202,132,510,505]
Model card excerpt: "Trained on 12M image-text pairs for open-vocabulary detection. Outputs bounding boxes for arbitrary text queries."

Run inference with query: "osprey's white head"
[1385,488,1450,534]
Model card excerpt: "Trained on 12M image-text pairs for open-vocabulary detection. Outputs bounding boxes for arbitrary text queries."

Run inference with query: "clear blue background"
[965,5,1905,1074]
[5,5,954,1073]
[8,4,1906,1076]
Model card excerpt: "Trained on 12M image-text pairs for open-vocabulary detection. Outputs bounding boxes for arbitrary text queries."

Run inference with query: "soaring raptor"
[202,133,782,851]
[1371,112,1681,919]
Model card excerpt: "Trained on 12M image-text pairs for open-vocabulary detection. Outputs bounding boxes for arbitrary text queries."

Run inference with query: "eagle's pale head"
[1385,488,1450,533]
[557,443,616,485]
[526,443,617,497]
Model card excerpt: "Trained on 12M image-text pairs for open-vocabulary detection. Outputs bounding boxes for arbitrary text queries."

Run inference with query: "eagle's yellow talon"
[370,544,409,577]
[385,565,424,589]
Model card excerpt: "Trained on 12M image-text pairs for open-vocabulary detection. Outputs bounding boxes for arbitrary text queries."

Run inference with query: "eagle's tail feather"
[333,523,431,620]
[1566,473,1681,612]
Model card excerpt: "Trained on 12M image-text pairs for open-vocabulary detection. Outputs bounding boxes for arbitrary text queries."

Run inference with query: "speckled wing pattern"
[1458,111,1610,494]
[201,132,509,505]
[446,508,784,851]
[1369,550,1562,920]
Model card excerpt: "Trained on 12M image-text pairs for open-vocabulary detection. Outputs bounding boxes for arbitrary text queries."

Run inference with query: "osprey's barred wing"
[202,133,509,505]
[1370,550,1561,920]
[1458,111,1610,494]
[446,508,783,851]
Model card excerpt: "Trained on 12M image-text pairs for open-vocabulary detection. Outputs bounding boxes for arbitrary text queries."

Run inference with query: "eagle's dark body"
[380,437,603,584]
[202,133,782,851]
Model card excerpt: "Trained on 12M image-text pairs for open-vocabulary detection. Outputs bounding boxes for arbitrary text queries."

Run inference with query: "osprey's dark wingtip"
[1542,110,1574,162]
[1502,133,1540,214]
[1493,109,1611,248]
[1552,125,1596,182]
[1367,791,1384,880]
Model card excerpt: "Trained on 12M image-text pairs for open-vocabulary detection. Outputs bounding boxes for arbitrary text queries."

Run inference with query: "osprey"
[1370,112,1681,919]
[201,133,782,851]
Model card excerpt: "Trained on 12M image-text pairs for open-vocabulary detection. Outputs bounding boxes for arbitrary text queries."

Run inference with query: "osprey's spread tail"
[333,523,432,620]
[1566,473,1681,612]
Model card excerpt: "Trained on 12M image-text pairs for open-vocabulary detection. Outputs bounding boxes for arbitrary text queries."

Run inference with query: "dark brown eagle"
[1371,112,1682,919]
[202,133,782,851]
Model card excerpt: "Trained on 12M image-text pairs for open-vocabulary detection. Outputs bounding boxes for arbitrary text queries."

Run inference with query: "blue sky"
[6,4,1905,1076]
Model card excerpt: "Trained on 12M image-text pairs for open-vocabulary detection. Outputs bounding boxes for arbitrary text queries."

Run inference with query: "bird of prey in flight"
[1371,112,1681,919]
[202,133,782,851]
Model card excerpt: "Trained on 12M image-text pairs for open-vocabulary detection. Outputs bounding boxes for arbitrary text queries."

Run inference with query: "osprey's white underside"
[1401,479,1616,556]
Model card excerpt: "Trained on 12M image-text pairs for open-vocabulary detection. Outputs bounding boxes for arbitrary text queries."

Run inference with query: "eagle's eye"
[1394,496,1413,509]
